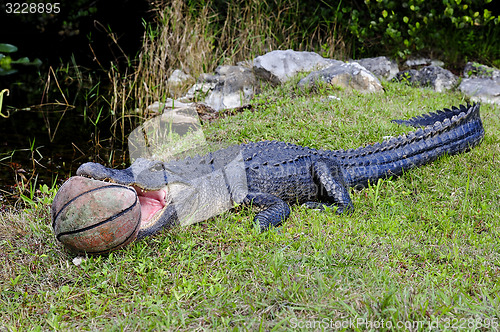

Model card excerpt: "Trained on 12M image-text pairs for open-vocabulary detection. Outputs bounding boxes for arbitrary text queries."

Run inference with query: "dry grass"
[108,0,347,127]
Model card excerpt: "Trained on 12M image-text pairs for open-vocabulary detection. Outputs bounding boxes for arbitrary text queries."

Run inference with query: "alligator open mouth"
[132,186,169,227]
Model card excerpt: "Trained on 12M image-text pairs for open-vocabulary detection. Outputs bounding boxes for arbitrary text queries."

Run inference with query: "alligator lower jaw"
[132,185,169,227]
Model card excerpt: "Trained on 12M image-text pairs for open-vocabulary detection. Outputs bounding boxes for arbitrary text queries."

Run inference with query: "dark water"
[0,1,152,205]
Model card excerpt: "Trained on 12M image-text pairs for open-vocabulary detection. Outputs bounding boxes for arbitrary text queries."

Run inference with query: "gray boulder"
[353,56,399,80]
[394,65,458,92]
[204,65,259,111]
[459,62,500,104]
[167,69,192,87]
[253,49,341,85]
[463,62,500,79]
[298,62,383,93]
[404,58,445,68]
[146,99,194,114]
[182,65,259,111]
[182,82,217,102]
[459,78,500,104]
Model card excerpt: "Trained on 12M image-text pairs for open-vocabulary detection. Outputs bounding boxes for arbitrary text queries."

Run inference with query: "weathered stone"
[463,62,500,79]
[353,56,399,80]
[253,49,341,85]
[394,69,422,85]
[405,58,444,68]
[298,62,383,93]
[197,73,220,83]
[183,82,217,102]
[182,65,260,111]
[393,65,457,92]
[420,66,458,92]
[459,78,500,104]
[146,99,194,113]
[168,69,192,87]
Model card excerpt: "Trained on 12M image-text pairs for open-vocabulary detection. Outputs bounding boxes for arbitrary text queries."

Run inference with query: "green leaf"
[11,57,30,64]
[10,57,42,66]
[403,16,409,24]
[0,43,18,53]
[0,55,11,68]
[382,10,388,18]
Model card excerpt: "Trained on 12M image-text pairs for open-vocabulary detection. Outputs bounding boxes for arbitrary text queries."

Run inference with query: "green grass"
[1,80,500,331]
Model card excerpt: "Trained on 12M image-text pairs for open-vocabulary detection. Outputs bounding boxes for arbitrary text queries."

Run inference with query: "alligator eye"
[150,163,164,171]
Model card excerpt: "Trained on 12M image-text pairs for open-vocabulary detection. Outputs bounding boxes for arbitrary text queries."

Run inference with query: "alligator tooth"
[443,118,451,126]
[451,115,458,122]
[433,121,443,130]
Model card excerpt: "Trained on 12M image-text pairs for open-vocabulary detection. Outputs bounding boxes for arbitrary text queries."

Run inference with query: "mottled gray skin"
[77,104,484,239]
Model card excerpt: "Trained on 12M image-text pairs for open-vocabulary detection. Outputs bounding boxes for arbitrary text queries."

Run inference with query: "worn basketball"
[51,176,141,254]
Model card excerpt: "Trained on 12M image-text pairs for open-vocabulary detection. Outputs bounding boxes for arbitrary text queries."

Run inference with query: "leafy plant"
[0,43,42,76]
[338,0,499,62]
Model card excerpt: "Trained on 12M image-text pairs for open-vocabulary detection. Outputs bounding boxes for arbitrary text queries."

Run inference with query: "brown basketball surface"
[51,176,141,254]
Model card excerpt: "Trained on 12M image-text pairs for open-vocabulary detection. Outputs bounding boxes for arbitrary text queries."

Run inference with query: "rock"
[298,62,383,93]
[253,49,341,85]
[146,99,194,113]
[183,65,259,111]
[463,62,500,79]
[168,69,192,87]
[459,78,500,104]
[420,66,458,92]
[404,58,444,68]
[393,69,421,86]
[205,66,259,111]
[353,56,399,80]
[393,65,458,92]
[182,82,217,102]
[197,73,220,83]
[459,62,500,104]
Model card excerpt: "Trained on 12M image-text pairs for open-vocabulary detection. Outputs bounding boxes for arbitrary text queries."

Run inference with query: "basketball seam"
[54,185,138,237]
[83,212,142,254]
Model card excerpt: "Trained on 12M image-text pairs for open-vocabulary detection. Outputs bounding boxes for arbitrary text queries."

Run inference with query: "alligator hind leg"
[304,158,354,214]
[242,192,291,231]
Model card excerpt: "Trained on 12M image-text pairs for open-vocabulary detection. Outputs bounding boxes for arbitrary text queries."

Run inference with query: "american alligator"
[76,103,484,239]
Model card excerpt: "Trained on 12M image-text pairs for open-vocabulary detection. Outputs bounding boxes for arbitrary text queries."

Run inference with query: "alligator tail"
[334,103,484,188]
[391,104,472,128]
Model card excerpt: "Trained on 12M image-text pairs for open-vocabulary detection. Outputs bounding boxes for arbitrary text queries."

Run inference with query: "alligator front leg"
[304,158,354,214]
[243,192,291,231]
